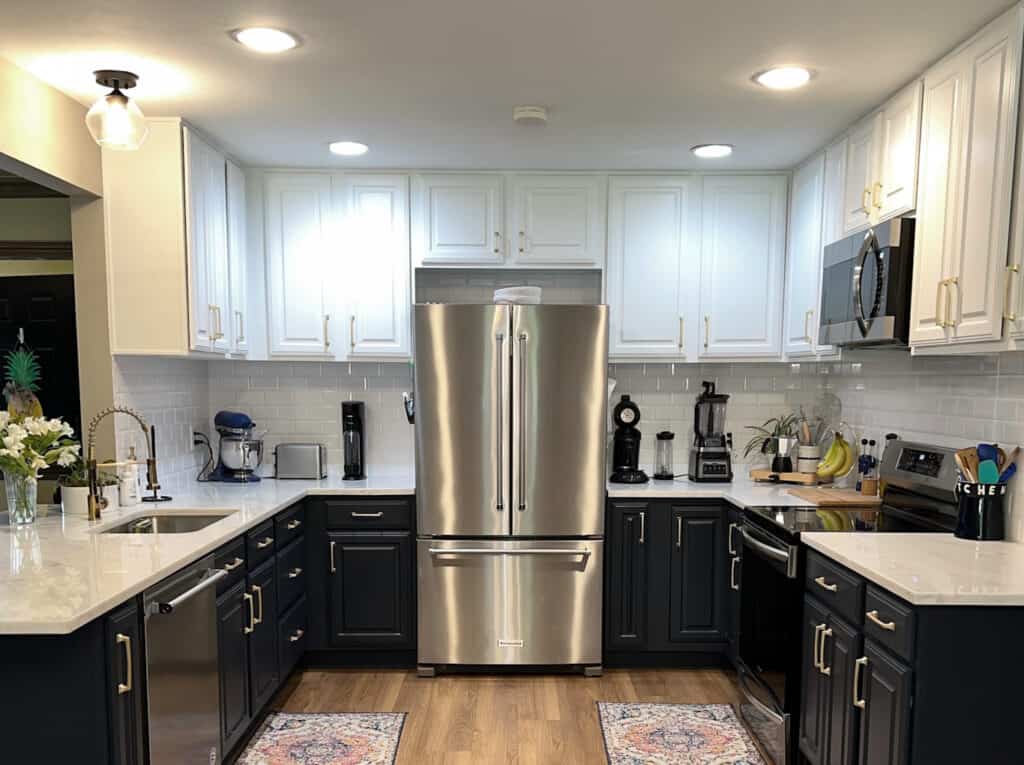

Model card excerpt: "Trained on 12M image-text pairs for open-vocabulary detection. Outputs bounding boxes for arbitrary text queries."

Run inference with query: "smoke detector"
[513,105,548,125]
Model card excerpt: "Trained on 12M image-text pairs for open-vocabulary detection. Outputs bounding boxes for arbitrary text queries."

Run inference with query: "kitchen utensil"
[786,487,883,506]
[654,431,675,480]
[800,420,813,446]
[954,452,974,483]
[956,447,980,483]
[978,443,999,464]
[997,446,1010,470]
[998,462,1017,483]
[978,460,1000,484]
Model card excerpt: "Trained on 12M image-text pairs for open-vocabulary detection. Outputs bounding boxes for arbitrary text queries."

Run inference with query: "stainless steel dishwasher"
[144,554,227,765]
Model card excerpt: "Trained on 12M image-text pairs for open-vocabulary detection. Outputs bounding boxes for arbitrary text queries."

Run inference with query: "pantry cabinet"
[411,173,504,266]
[784,154,826,356]
[606,176,699,358]
[909,6,1022,347]
[699,175,787,358]
[336,174,412,357]
[506,174,606,266]
[264,173,335,356]
[226,160,248,355]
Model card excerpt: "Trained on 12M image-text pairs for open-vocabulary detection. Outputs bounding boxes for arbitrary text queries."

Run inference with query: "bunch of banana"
[817,431,855,481]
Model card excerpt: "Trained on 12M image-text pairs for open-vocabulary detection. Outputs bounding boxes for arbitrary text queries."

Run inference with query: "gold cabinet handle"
[1005,265,1020,321]
[351,511,384,518]
[866,610,896,631]
[814,575,838,593]
[350,314,356,351]
[286,519,302,530]
[519,230,526,253]
[676,515,683,549]
[946,277,959,328]
[242,592,254,634]
[862,188,871,213]
[820,627,833,676]
[678,316,685,351]
[289,628,305,643]
[329,540,337,573]
[323,314,331,351]
[638,511,645,545]
[730,557,740,591]
[872,181,883,211]
[703,315,710,350]
[727,523,739,555]
[256,536,273,550]
[935,279,947,329]
[804,309,814,344]
[853,656,868,709]
[116,633,132,695]
[494,231,501,254]
[288,566,303,579]
[235,310,245,343]
[252,584,263,625]
[222,556,244,572]
[813,624,825,671]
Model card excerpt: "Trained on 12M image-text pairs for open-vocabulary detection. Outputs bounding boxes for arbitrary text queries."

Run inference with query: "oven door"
[736,521,802,765]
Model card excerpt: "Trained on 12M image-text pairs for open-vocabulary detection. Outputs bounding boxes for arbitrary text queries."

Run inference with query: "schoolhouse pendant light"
[85,70,149,151]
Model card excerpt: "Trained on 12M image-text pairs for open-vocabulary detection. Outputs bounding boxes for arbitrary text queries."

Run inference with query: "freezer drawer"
[417,538,603,666]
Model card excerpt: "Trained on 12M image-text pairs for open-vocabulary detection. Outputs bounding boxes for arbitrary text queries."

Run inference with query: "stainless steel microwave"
[819,217,916,347]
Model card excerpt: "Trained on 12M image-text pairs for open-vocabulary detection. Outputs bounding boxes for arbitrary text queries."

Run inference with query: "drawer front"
[805,551,864,625]
[276,536,307,613]
[214,538,247,593]
[276,504,306,548]
[278,595,308,679]
[864,586,915,661]
[247,521,276,568]
[326,499,412,530]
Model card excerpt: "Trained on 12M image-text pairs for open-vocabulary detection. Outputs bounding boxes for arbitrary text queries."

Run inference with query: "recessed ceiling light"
[691,144,733,159]
[231,27,299,54]
[754,66,813,90]
[329,141,369,157]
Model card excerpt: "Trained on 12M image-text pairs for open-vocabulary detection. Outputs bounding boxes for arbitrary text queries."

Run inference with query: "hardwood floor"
[272,667,745,763]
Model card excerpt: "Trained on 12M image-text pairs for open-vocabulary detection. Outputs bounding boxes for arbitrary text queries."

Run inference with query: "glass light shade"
[86,91,148,150]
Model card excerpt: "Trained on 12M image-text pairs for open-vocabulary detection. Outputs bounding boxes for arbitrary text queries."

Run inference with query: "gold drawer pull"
[252,584,263,625]
[814,575,838,593]
[853,656,868,709]
[286,519,302,530]
[813,624,825,671]
[243,593,254,634]
[289,628,305,643]
[256,537,273,549]
[866,610,896,631]
[351,511,384,518]
[820,627,833,676]
[222,557,244,572]
[288,567,303,579]
[116,634,133,694]
[730,557,740,591]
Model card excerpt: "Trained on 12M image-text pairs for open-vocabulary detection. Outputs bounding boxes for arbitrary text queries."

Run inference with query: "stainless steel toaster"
[274,443,328,479]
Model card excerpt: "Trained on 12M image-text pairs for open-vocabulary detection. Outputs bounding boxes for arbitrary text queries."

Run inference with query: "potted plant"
[742,413,801,468]
[0,413,79,524]
[58,460,118,518]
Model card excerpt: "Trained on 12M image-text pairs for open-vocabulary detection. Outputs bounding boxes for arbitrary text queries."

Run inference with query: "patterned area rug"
[237,712,406,765]
[597,703,766,765]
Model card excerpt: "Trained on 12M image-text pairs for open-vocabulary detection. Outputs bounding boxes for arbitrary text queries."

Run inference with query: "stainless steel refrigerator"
[414,303,608,673]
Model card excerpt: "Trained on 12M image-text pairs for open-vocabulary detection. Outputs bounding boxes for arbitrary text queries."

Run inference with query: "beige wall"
[0,198,72,240]
[0,260,73,276]
[0,58,101,196]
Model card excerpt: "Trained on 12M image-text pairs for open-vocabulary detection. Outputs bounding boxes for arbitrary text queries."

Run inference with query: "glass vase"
[5,472,38,525]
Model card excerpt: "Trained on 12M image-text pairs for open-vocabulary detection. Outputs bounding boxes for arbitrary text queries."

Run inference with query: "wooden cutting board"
[786,487,882,507]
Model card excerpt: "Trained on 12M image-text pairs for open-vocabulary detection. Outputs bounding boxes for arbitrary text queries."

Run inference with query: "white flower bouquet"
[0,412,80,524]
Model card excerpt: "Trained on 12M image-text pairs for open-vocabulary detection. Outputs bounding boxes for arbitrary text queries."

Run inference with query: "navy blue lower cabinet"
[217,578,252,756]
[105,599,147,765]
[605,502,649,651]
[669,505,726,642]
[248,556,280,711]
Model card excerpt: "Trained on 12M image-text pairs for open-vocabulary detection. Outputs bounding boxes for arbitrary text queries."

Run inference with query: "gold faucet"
[86,406,167,520]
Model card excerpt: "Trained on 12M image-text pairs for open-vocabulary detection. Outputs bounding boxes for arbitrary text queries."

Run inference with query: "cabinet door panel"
[605,503,648,650]
[784,154,826,356]
[217,580,251,755]
[857,642,912,765]
[824,615,861,765]
[226,160,248,354]
[607,176,696,358]
[669,507,724,641]
[328,532,414,648]
[509,175,605,265]
[207,145,230,353]
[843,115,879,235]
[798,595,829,765]
[106,601,145,765]
[822,137,848,247]
[412,174,503,265]
[338,174,411,357]
[878,81,923,220]
[265,173,332,355]
[184,127,215,351]
[700,175,787,357]
[248,560,279,712]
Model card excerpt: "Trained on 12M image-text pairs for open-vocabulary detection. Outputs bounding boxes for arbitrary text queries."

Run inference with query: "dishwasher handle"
[157,569,228,614]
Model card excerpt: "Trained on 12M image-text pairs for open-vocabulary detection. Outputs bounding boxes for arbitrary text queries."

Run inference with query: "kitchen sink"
[99,511,236,534]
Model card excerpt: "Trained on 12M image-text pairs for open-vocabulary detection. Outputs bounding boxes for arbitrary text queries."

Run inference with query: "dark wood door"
[668,506,725,641]
[798,595,829,765]
[328,532,414,648]
[105,599,145,765]
[248,558,280,711]
[605,502,648,651]
[217,579,251,756]
[825,615,862,765]
[857,641,912,765]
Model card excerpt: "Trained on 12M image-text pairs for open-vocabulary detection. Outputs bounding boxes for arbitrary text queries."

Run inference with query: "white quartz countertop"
[0,469,414,635]
[606,474,817,509]
[801,533,1024,606]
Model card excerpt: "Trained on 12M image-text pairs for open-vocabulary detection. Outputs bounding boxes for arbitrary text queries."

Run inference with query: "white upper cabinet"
[506,175,606,267]
[412,174,504,266]
[606,176,698,358]
[183,126,230,354]
[336,174,412,358]
[699,175,788,358]
[910,6,1022,347]
[226,160,248,355]
[783,155,826,357]
[841,80,923,236]
[821,136,847,247]
[264,173,336,356]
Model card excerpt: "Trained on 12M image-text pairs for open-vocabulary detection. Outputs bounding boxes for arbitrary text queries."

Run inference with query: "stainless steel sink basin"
[100,511,236,534]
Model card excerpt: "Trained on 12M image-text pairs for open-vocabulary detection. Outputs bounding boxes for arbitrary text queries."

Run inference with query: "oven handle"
[740,525,799,578]
[736,666,785,726]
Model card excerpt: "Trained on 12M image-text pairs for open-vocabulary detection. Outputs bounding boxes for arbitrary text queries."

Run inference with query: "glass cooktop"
[744,506,882,535]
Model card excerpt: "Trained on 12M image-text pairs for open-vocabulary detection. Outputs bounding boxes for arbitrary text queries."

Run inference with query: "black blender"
[688,381,733,482]
[610,395,649,484]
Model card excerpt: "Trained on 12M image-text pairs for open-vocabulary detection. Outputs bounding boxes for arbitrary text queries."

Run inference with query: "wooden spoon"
[956,447,980,483]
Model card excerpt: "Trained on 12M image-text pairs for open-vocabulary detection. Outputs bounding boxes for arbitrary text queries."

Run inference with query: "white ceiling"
[0,0,1016,170]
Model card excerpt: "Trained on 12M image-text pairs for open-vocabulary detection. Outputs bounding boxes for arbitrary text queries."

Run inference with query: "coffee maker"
[342,401,366,480]
[610,395,648,484]
[688,381,733,482]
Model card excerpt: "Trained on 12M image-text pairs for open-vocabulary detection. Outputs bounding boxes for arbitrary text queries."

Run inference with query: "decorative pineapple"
[4,348,43,420]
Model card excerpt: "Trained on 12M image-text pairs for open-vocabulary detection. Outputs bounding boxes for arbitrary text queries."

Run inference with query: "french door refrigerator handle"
[496,331,505,511]
[517,330,528,512]
[428,547,590,557]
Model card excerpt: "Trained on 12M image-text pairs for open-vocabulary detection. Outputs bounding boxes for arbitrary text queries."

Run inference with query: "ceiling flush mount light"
[85,70,148,151]
[691,144,733,159]
[231,27,299,53]
[513,105,548,125]
[329,141,369,157]
[754,66,813,90]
